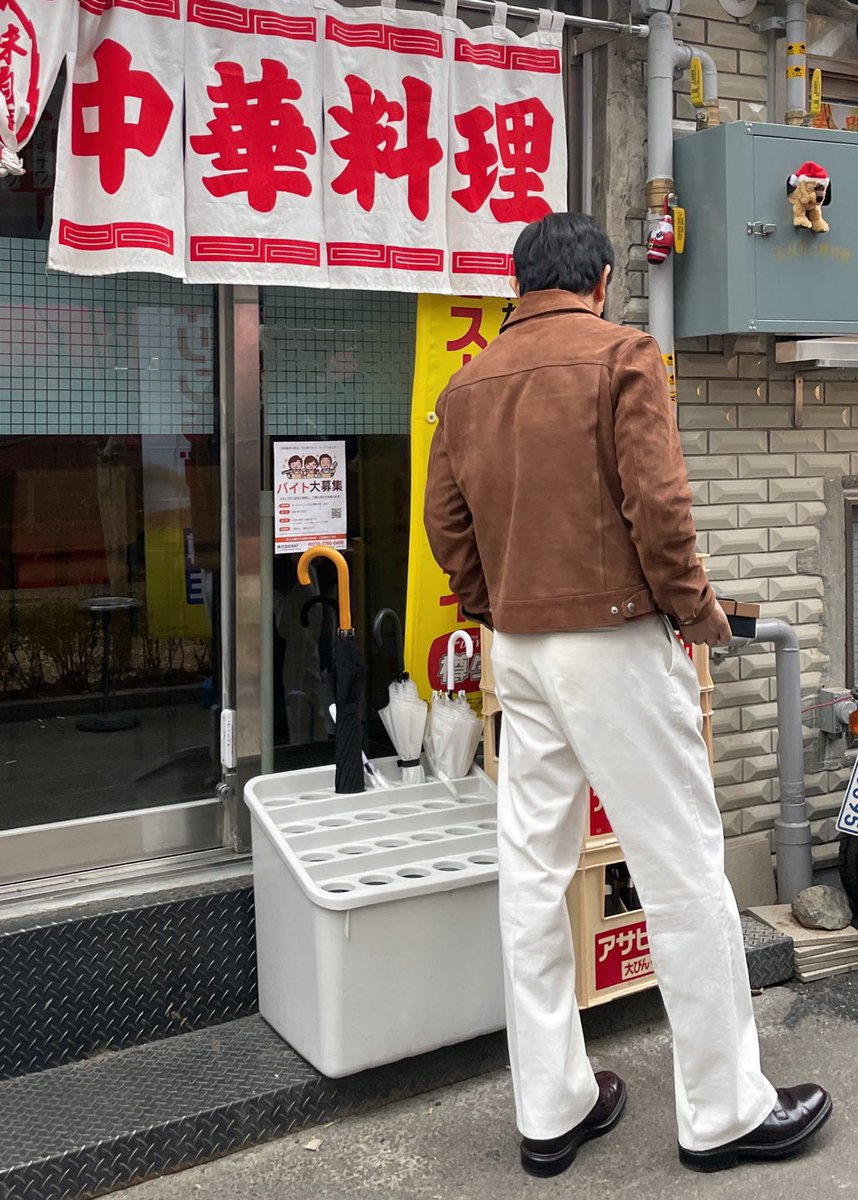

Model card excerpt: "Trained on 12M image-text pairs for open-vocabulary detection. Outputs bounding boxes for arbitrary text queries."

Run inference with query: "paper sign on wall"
[273,440,347,555]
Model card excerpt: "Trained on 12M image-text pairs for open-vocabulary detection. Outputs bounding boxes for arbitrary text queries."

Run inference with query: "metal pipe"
[785,0,808,125]
[725,619,813,902]
[645,10,677,365]
[433,0,648,35]
[676,43,721,127]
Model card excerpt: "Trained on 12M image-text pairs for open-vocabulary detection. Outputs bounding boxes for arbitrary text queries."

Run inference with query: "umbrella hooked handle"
[298,546,352,630]
[300,594,338,629]
[373,608,404,673]
[446,629,474,695]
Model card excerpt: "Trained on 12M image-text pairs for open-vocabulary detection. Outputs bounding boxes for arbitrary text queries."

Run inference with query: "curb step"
[0,1014,507,1200]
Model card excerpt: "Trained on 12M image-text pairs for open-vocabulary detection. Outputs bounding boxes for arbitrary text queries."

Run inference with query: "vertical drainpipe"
[645,9,678,386]
[785,0,808,126]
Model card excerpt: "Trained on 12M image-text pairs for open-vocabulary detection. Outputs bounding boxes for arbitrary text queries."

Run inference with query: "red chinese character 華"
[453,97,553,224]
[0,24,25,132]
[329,74,442,222]
[446,305,488,366]
[191,59,316,214]
[71,39,173,195]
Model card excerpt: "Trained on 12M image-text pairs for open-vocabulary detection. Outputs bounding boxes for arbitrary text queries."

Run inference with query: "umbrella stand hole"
[444,826,477,836]
[301,852,335,863]
[281,824,315,834]
[411,831,444,842]
[477,821,497,830]
[423,801,454,810]
[432,860,467,872]
[397,867,430,879]
[390,806,421,816]
[468,854,498,866]
[359,875,394,887]
[339,845,371,855]
[322,881,356,893]
[354,811,385,821]
[376,838,408,849]
[319,818,351,828]
[458,793,483,801]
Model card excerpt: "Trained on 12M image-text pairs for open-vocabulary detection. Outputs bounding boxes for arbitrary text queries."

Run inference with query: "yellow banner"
[404,294,514,706]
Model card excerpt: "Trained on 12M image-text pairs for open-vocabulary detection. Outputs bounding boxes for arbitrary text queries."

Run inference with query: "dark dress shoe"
[520,1070,627,1178]
[679,1084,833,1173]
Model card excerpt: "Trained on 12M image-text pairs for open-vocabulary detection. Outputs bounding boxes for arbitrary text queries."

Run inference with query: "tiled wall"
[263,288,416,437]
[0,238,215,435]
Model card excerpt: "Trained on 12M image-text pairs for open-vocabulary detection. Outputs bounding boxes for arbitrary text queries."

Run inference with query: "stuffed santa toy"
[787,161,830,233]
[647,200,675,265]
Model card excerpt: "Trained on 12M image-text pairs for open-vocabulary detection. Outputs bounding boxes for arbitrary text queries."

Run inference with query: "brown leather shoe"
[679,1084,833,1173]
[520,1071,627,1178]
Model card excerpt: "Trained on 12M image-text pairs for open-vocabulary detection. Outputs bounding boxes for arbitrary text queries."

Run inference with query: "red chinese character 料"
[329,74,442,221]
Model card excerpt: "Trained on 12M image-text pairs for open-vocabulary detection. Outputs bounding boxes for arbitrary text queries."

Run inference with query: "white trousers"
[491,616,777,1151]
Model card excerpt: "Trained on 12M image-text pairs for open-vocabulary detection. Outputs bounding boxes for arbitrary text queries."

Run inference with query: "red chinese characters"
[329,74,442,221]
[191,59,316,214]
[0,23,25,133]
[453,97,553,223]
[71,39,173,194]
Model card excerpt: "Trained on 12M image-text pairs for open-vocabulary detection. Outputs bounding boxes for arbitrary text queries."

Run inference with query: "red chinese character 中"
[190,60,316,214]
[71,39,173,195]
[329,74,442,222]
[453,97,553,224]
[446,305,488,366]
[0,24,25,132]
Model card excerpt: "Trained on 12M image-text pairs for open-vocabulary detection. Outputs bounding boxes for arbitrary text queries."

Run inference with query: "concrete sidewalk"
[122,976,856,1200]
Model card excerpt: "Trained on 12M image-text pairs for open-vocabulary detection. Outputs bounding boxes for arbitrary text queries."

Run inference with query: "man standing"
[424,213,830,1177]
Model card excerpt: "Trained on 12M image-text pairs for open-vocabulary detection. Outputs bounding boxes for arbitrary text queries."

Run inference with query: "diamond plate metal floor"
[0,1013,508,1200]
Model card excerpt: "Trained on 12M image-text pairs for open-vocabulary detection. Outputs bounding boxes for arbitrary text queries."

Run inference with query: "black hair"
[513,213,614,297]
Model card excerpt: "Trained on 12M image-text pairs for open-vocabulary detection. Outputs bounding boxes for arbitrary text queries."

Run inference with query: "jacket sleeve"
[424,388,492,623]
[612,335,715,626]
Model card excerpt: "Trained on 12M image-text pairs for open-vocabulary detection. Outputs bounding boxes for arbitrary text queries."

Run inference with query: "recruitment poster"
[404,294,515,708]
[273,440,347,555]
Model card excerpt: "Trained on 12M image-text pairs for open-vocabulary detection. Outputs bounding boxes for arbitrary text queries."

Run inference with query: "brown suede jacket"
[424,290,714,633]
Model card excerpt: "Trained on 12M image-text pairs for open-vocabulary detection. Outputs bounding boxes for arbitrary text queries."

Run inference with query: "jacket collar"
[502,289,597,332]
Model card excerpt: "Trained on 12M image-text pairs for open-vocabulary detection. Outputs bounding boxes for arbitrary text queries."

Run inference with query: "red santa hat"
[789,161,829,188]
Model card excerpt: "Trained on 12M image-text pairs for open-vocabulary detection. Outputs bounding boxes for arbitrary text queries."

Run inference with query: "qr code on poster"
[331,508,342,519]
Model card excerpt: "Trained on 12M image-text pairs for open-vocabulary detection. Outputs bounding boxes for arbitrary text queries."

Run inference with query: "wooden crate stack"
[481,628,714,1010]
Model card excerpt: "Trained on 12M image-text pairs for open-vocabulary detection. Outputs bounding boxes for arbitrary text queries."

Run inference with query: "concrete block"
[708,430,768,454]
[708,380,767,404]
[722,809,744,838]
[739,49,767,75]
[742,803,779,834]
[711,655,741,683]
[796,454,851,478]
[807,792,844,819]
[740,653,776,681]
[738,455,796,479]
[811,817,838,845]
[741,702,779,732]
[714,730,774,761]
[717,779,774,812]
[738,551,798,578]
[769,526,820,553]
[714,757,745,787]
[680,353,739,379]
[768,477,825,502]
[677,379,707,404]
[713,706,743,735]
[709,478,769,504]
[704,17,767,51]
[693,504,738,530]
[724,832,778,910]
[738,503,797,528]
[678,407,737,431]
[761,600,800,623]
[825,430,858,452]
[812,843,839,868]
[796,502,827,524]
[737,354,768,380]
[736,406,793,429]
[769,430,826,454]
[768,575,824,601]
[797,599,824,622]
[716,677,773,706]
[685,456,740,480]
[742,754,779,783]
[822,381,858,405]
[804,773,831,798]
[689,480,709,505]
[708,528,768,555]
[705,554,740,582]
[713,73,768,104]
[680,430,708,455]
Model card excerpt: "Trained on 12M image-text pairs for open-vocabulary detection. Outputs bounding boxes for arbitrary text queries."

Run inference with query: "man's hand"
[681,602,732,648]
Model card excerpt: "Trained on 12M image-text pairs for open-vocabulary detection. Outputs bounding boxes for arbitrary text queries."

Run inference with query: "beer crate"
[566,842,657,1010]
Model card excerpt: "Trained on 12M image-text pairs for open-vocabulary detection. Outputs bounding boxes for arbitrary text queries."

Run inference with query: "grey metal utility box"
[674,122,858,339]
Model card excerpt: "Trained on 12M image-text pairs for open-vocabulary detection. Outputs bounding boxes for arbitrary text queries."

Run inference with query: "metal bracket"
[751,15,786,34]
[747,221,777,236]
[794,373,804,429]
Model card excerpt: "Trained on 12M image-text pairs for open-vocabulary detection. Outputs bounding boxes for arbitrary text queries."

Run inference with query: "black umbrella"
[298,547,365,794]
[373,608,406,679]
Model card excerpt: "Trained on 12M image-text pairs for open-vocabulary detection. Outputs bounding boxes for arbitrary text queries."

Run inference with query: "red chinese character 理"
[453,97,553,224]
[329,74,442,221]
[191,60,316,214]
[71,39,173,195]
[446,305,488,366]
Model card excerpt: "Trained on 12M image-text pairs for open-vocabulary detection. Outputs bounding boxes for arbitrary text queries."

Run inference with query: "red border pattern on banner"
[58,220,175,253]
[77,0,180,18]
[453,38,560,73]
[188,0,316,39]
[190,237,322,264]
[327,242,444,271]
[325,15,443,58]
[451,251,514,276]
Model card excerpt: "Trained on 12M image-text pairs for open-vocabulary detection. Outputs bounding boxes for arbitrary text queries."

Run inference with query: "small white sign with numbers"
[836,755,858,836]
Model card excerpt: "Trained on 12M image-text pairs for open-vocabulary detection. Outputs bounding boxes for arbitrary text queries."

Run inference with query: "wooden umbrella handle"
[297,546,352,630]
